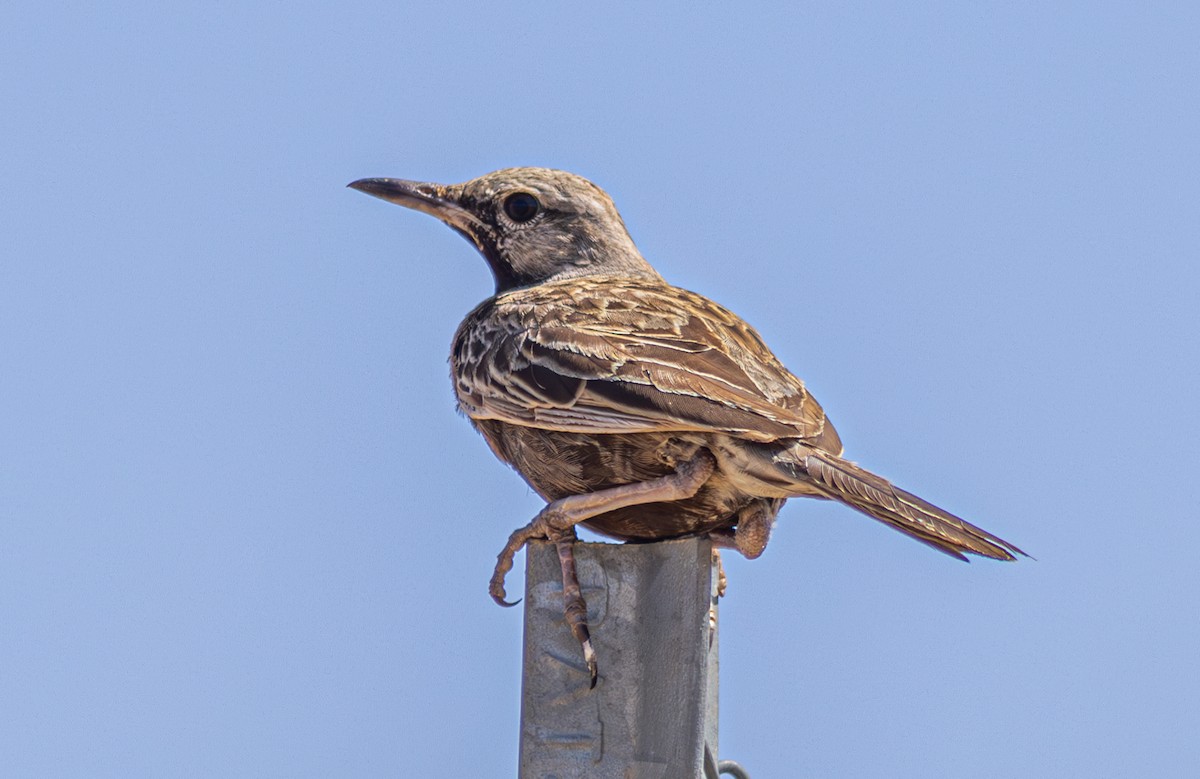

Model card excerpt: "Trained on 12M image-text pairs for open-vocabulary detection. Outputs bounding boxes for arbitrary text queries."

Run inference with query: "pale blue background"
[3,3,1198,776]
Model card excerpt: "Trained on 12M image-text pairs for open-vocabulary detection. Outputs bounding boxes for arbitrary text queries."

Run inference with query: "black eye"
[502,192,540,223]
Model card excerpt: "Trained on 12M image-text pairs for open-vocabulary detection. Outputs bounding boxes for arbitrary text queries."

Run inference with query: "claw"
[489,568,516,607]
[489,565,520,607]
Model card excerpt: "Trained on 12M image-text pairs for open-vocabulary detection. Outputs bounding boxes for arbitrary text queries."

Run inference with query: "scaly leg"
[489,449,717,687]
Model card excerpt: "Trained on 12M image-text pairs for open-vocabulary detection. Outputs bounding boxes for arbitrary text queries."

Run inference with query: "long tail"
[802,450,1025,561]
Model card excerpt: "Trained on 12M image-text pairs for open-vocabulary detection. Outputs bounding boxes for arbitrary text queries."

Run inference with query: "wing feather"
[451,276,841,449]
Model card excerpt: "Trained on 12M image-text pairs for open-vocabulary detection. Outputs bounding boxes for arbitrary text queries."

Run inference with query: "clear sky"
[3,3,1198,776]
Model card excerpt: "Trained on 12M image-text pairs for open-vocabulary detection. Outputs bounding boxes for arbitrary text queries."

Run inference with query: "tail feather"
[802,451,1025,561]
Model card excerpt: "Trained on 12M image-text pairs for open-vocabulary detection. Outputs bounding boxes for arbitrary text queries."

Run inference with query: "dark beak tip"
[346,177,412,204]
[346,177,428,203]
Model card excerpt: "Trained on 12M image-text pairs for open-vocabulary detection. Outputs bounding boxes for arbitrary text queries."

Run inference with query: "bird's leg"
[488,449,717,685]
[549,525,595,685]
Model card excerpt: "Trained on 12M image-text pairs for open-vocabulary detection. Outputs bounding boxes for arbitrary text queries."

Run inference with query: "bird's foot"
[489,523,541,607]
[489,500,583,607]
[710,500,775,561]
[488,450,719,686]
[712,547,727,598]
[732,501,773,560]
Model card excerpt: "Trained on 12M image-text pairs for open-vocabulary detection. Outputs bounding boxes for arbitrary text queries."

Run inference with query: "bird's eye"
[502,192,540,223]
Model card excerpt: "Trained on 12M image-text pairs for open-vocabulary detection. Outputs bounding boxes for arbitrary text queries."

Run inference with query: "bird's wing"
[452,277,841,448]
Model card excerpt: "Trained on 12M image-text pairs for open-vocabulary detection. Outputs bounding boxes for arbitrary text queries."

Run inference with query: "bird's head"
[349,167,659,293]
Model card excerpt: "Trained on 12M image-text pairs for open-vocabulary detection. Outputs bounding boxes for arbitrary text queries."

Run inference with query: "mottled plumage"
[349,167,1024,685]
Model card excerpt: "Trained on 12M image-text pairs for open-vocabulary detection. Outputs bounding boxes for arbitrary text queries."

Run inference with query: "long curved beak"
[347,178,489,244]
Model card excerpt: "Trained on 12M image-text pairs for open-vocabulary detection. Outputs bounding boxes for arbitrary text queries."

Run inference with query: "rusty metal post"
[518,537,721,779]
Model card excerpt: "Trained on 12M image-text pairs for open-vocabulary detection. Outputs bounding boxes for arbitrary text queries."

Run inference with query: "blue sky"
[2,3,1198,776]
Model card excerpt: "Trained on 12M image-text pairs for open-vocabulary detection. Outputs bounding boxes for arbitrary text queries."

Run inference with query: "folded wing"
[452,277,842,452]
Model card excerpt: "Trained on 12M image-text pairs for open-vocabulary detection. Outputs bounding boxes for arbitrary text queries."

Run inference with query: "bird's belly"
[474,420,752,541]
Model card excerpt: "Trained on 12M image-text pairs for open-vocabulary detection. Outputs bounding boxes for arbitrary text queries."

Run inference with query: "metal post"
[519,537,721,779]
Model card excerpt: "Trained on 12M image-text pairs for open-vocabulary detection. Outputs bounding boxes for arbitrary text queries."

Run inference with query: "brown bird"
[349,167,1023,686]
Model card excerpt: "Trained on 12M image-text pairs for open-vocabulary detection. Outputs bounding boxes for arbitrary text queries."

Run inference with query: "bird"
[348,167,1024,686]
